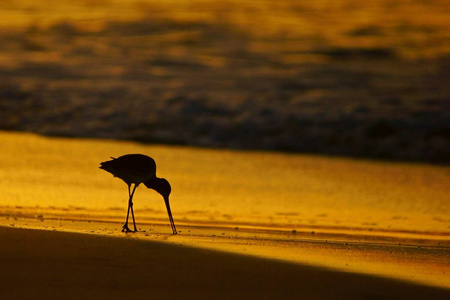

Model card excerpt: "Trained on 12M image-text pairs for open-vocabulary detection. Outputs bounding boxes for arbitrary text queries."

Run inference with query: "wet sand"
[1,226,449,299]
[1,131,449,297]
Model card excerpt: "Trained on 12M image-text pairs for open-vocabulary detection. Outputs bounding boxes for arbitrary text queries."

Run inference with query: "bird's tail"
[99,159,115,172]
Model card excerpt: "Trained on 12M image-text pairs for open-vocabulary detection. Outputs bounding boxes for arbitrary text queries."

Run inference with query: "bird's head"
[144,178,171,200]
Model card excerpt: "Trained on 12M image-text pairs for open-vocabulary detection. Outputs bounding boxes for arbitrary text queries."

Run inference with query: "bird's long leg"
[164,197,177,234]
[130,184,138,232]
[122,184,135,233]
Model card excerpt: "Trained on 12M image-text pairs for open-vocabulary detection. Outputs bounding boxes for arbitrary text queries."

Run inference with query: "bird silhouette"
[99,154,177,234]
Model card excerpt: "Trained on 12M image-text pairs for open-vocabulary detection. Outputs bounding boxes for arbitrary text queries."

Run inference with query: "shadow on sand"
[1,226,448,299]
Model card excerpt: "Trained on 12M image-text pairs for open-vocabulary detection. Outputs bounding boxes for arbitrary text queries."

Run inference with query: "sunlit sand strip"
[1,205,449,246]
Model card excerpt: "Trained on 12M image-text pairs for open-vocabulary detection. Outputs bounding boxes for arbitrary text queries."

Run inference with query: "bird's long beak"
[164,196,177,234]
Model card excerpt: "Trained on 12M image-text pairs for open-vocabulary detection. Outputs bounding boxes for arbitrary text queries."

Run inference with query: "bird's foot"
[122,224,134,233]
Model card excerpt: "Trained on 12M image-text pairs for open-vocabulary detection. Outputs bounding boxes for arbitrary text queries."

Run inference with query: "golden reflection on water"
[0,131,449,236]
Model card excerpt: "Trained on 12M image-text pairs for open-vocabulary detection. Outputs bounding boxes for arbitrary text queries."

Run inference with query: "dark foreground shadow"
[0,226,448,299]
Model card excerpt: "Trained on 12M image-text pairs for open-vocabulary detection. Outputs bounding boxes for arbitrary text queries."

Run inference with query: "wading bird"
[99,154,177,234]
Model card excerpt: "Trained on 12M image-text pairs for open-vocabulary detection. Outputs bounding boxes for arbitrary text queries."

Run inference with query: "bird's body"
[100,154,177,234]
[100,154,157,185]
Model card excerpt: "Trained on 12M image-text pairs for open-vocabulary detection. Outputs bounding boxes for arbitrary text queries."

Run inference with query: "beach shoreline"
[1,131,449,297]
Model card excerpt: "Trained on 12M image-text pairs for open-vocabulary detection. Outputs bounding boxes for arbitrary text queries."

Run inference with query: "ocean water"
[0,0,449,163]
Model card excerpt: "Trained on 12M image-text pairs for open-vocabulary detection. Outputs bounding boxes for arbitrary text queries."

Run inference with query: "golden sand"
[0,131,449,290]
